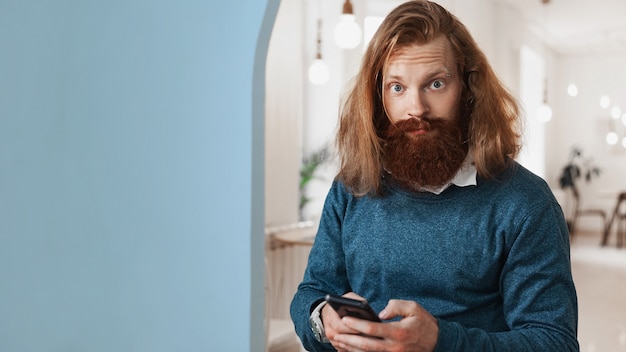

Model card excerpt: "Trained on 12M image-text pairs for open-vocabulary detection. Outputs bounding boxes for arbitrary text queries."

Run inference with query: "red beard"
[383,117,468,190]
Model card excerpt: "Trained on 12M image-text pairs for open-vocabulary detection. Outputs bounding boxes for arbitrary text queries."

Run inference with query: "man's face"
[382,35,462,129]
[380,36,468,189]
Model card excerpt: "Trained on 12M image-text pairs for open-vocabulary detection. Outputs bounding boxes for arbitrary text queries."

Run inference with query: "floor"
[571,230,626,352]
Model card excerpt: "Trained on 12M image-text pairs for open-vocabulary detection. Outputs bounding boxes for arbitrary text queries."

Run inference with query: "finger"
[324,308,362,338]
[343,292,365,301]
[334,327,388,352]
[341,316,385,339]
[328,318,361,336]
[379,299,421,320]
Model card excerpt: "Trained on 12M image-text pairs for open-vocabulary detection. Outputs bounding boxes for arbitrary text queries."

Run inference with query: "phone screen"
[325,294,382,322]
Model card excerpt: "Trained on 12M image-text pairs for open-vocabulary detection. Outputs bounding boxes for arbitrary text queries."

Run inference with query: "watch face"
[311,326,321,340]
[310,301,329,343]
[309,316,324,341]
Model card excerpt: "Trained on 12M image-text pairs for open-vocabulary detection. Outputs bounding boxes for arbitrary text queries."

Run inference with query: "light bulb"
[308,59,329,85]
[600,95,611,109]
[537,103,552,122]
[611,105,621,119]
[567,84,578,97]
[334,14,361,49]
[606,131,618,145]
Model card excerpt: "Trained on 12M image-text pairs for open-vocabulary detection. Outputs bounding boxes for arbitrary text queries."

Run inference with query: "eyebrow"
[383,68,452,82]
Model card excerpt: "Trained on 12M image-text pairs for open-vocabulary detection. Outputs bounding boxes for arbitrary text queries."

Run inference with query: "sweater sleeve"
[290,181,352,351]
[434,200,579,351]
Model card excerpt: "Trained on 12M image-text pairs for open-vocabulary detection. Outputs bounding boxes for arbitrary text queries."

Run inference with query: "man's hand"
[321,292,367,347]
[322,293,439,352]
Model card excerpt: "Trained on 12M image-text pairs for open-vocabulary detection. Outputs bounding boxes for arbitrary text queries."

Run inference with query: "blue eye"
[391,84,403,92]
[431,80,444,90]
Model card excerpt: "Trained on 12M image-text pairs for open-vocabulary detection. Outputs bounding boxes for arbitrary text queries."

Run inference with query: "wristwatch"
[309,300,330,343]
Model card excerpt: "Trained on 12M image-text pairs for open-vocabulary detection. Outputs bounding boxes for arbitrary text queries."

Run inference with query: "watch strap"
[309,300,330,343]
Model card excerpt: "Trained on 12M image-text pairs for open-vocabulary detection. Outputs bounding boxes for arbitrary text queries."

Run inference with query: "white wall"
[266,0,304,227]
[551,53,626,219]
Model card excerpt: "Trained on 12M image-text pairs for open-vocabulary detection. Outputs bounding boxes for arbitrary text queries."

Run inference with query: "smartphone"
[325,294,382,322]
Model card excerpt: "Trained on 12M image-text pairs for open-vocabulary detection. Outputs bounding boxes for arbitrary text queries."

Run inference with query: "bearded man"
[290,1,579,351]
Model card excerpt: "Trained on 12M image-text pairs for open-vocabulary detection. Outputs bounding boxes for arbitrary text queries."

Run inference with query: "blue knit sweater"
[290,162,579,351]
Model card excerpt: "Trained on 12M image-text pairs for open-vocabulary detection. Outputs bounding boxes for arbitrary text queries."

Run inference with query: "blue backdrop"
[0,0,278,350]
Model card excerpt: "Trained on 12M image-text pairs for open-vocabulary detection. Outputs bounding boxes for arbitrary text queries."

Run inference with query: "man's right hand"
[322,292,382,350]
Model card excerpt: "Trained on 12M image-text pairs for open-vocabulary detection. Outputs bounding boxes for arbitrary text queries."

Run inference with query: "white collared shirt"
[421,155,477,195]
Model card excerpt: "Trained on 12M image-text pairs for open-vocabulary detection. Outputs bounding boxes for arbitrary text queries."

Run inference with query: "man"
[290,1,578,351]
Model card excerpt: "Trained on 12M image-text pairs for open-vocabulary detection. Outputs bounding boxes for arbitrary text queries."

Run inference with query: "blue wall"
[0,0,277,350]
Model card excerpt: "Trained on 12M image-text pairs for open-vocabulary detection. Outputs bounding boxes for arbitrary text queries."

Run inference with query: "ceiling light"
[567,84,578,97]
[334,0,361,49]
[611,105,621,119]
[309,19,329,85]
[537,104,552,122]
[600,95,611,109]
[606,131,618,145]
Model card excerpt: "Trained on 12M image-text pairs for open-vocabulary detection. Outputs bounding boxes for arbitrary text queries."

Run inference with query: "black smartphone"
[325,294,382,322]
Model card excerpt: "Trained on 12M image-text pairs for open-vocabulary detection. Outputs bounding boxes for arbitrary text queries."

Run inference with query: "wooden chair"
[617,214,626,247]
[602,192,626,247]
[567,185,607,240]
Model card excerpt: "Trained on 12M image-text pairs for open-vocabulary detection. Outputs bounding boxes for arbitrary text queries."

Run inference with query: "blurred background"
[265,1,626,351]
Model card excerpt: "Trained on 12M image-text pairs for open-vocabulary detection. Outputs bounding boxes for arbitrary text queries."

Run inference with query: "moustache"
[384,117,450,138]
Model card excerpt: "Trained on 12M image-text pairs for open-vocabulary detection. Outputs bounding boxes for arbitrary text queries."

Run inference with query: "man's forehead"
[387,37,454,66]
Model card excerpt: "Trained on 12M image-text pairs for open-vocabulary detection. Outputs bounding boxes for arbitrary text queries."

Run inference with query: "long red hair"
[336,0,522,196]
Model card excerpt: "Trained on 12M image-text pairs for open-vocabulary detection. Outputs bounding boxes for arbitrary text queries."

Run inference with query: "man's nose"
[408,91,429,118]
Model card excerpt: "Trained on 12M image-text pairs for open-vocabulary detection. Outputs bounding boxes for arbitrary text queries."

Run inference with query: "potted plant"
[558,146,601,190]
[558,146,602,232]
[299,145,330,220]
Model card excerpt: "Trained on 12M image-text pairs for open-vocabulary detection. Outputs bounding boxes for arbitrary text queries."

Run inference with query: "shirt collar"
[421,154,477,195]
